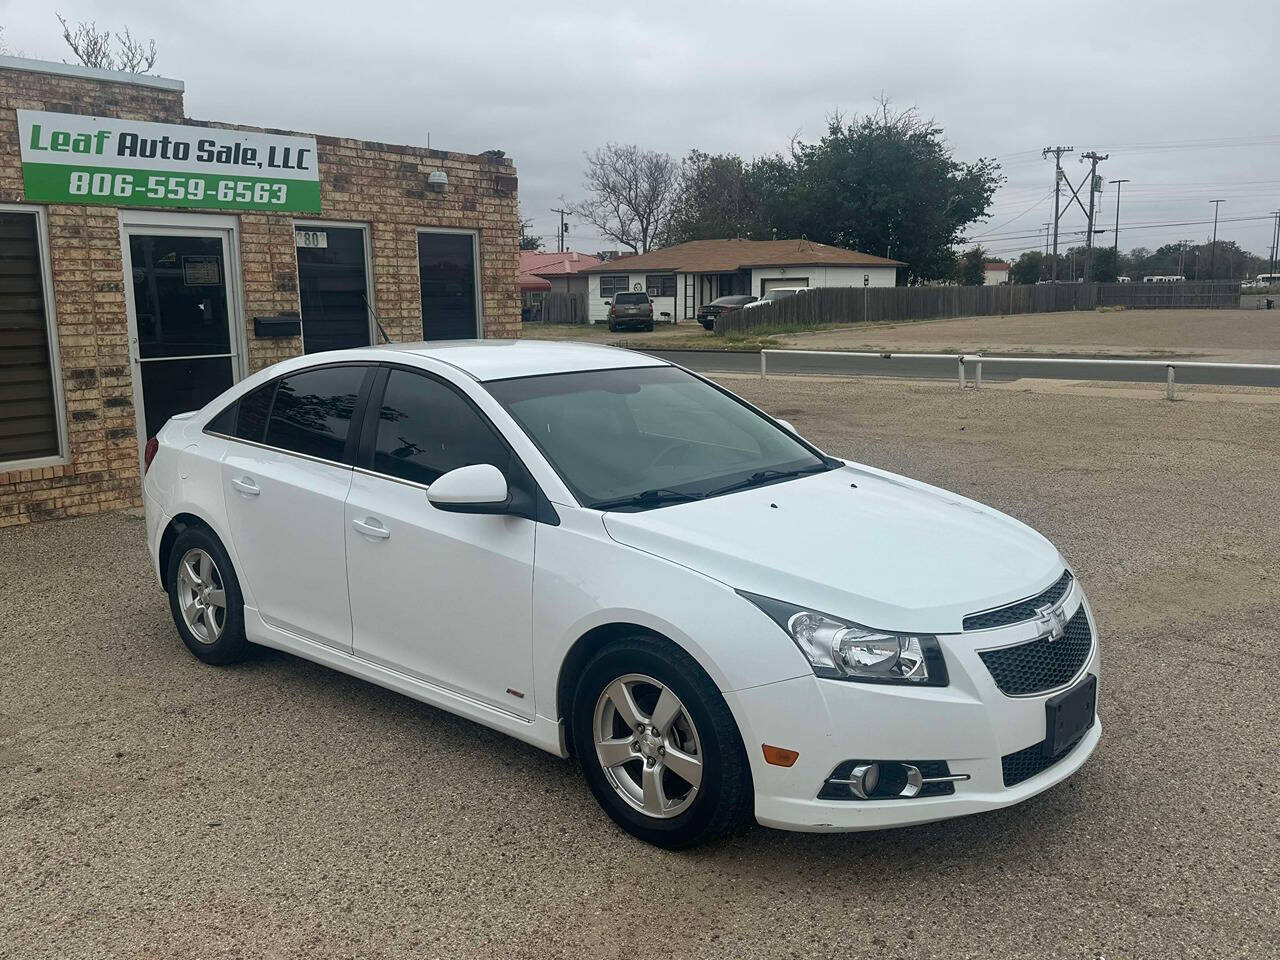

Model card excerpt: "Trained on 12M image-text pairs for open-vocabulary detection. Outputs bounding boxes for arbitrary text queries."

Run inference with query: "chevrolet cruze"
[143,340,1100,848]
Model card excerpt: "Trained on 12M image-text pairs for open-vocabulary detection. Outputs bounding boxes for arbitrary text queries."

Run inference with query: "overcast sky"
[5,0,1279,268]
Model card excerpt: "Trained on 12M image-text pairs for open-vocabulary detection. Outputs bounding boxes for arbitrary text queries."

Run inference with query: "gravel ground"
[2,379,1278,959]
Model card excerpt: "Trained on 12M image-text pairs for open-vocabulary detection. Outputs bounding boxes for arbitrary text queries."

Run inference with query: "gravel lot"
[2,379,1277,959]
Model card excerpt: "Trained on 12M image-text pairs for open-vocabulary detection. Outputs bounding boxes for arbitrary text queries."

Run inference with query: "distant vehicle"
[606,292,654,332]
[743,287,808,309]
[696,295,757,330]
[1255,274,1280,286]
[1142,276,1185,283]
[1116,276,1131,284]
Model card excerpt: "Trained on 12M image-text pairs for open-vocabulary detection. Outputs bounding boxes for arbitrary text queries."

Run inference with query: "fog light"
[848,762,879,799]
[819,760,970,801]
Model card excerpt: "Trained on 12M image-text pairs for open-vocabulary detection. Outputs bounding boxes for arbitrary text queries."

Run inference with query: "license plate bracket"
[1043,673,1097,757]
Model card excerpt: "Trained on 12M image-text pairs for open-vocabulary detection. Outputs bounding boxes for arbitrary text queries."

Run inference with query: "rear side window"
[264,365,366,461]
[206,402,237,436]
[235,382,276,443]
[613,292,648,304]
[372,369,508,486]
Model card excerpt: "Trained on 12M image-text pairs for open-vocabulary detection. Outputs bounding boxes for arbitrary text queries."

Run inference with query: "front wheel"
[571,635,752,848]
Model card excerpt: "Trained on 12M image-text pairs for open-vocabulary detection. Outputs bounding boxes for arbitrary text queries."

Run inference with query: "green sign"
[17,110,321,213]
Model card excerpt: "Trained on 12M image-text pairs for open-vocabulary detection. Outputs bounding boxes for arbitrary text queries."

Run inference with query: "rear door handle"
[351,517,390,540]
[230,476,260,496]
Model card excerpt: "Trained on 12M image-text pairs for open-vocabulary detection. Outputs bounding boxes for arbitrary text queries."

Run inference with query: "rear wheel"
[571,635,752,848]
[166,526,250,665]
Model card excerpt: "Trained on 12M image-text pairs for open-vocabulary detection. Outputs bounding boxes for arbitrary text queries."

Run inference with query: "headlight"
[738,591,949,686]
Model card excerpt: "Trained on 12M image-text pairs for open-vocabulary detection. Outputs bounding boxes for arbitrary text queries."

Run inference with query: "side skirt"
[245,609,568,757]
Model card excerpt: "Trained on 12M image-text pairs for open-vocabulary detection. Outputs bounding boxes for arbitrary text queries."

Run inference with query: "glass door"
[124,229,239,445]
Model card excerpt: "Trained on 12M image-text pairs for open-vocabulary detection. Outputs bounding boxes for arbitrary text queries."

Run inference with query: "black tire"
[571,634,752,849]
[166,525,251,666]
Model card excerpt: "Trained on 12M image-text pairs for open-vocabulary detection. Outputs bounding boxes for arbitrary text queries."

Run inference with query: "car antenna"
[362,292,392,343]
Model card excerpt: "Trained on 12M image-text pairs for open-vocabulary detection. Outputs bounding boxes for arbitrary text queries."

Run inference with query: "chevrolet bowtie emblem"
[1035,602,1068,642]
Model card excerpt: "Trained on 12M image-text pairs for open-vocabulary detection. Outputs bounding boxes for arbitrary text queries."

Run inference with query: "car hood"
[601,463,1064,634]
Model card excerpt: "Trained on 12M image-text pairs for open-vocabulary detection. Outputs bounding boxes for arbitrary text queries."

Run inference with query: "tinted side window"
[235,382,276,443]
[264,366,365,461]
[373,370,508,486]
[206,401,238,436]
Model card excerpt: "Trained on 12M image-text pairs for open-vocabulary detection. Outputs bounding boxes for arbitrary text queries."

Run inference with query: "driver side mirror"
[427,463,510,514]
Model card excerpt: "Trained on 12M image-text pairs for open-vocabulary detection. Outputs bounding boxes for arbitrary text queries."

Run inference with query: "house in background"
[519,250,601,321]
[983,261,1012,285]
[579,238,904,324]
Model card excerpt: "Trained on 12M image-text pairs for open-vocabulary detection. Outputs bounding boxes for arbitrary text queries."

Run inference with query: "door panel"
[222,446,354,649]
[126,231,236,442]
[345,470,535,717]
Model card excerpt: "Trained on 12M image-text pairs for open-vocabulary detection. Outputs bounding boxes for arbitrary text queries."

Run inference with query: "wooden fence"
[714,281,1242,336]
[529,292,587,324]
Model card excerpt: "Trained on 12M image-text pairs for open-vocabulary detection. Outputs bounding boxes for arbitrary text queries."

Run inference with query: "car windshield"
[486,366,833,510]
[763,289,798,301]
[613,292,648,304]
[711,296,748,306]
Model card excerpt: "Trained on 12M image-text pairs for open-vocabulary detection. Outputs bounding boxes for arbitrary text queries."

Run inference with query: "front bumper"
[726,587,1101,832]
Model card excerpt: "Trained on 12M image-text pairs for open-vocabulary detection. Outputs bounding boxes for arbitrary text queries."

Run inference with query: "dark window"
[296,226,372,354]
[645,274,676,298]
[599,275,630,298]
[612,292,649,305]
[372,369,508,486]
[235,381,277,443]
[264,365,365,461]
[418,232,478,340]
[206,402,238,436]
[0,211,60,464]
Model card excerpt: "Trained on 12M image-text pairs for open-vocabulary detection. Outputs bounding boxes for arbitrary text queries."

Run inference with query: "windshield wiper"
[590,488,704,511]
[703,462,834,499]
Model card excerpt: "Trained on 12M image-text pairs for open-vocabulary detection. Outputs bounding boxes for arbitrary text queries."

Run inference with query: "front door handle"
[230,476,260,496]
[351,517,391,540]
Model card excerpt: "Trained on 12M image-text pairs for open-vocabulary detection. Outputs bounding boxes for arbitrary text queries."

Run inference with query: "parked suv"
[607,292,654,332]
[697,295,757,330]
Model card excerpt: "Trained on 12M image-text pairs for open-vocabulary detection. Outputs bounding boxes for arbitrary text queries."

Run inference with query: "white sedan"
[143,340,1100,848]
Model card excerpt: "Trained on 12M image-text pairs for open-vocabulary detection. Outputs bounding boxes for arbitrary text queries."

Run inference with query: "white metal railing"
[759,349,1280,401]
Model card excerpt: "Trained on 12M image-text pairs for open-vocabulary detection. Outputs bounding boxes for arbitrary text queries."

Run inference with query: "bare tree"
[571,144,678,254]
[57,14,157,73]
[0,25,19,56]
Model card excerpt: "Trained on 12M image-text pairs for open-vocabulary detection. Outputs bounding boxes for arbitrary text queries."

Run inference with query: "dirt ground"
[522,307,1280,361]
[2,380,1278,959]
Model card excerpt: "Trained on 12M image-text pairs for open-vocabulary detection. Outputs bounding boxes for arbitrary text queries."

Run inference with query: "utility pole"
[1268,209,1279,281]
[550,206,570,254]
[1080,151,1108,282]
[1043,146,1073,281]
[1208,199,1224,280]
[1110,179,1130,259]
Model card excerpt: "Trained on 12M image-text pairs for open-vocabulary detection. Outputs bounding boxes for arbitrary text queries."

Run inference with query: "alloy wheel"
[593,673,704,819]
[176,547,227,645]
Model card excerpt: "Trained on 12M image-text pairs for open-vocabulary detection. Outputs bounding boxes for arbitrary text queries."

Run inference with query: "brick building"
[0,55,519,526]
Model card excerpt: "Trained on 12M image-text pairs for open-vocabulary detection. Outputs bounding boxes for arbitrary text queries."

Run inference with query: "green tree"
[1089,246,1119,283]
[667,151,763,243]
[1010,251,1043,284]
[955,246,987,285]
[767,102,1002,282]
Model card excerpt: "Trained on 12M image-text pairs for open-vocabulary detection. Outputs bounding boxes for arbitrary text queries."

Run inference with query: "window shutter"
[0,212,59,463]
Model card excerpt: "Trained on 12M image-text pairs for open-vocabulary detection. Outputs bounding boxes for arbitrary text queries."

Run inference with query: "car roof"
[370,339,670,382]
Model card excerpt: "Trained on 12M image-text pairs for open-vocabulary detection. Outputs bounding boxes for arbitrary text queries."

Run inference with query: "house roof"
[521,250,603,278]
[580,238,906,274]
[984,261,1012,271]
